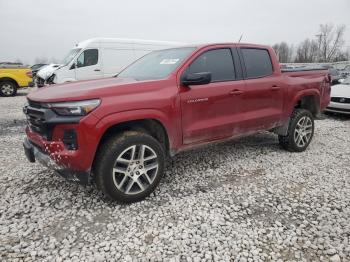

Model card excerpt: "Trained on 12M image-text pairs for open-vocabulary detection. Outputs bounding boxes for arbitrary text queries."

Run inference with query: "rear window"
[241,48,273,78]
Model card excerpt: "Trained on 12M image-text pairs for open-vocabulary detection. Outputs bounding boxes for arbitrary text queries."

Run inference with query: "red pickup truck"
[23,43,331,203]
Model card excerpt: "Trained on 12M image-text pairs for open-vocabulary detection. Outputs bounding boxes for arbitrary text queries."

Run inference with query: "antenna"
[238,34,243,43]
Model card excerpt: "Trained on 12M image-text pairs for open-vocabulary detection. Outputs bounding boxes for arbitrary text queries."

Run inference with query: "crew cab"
[0,67,33,96]
[23,43,331,203]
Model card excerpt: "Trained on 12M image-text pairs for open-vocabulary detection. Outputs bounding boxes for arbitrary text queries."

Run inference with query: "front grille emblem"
[339,97,346,103]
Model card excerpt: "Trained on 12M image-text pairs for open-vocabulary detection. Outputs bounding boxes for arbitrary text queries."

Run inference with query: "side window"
[188,49,235,82]
[241,48,273,78]
[76,49,98,68]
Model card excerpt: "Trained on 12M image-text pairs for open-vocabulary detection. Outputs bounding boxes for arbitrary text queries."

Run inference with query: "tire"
[0,81,17,97]
[94,131,165,203]
[278,109,314,152]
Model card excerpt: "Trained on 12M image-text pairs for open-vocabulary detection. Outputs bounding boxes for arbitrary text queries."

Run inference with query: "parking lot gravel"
[0,89,349,262]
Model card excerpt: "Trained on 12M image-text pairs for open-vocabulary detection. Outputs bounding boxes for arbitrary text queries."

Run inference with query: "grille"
[28,100,43,109]
[25,100,52,140]
[331,97,350,104]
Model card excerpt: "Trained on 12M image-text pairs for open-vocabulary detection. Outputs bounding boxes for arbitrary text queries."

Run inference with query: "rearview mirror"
[181,72,211,86]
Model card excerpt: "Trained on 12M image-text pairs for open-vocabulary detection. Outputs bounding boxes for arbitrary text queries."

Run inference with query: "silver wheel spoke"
[296,134,302,146]
[145,163,158,172]
[125,179,135,194]
[139,145,145,161]
[130,145,136,160]
[144,155,157,161]
[117,175,128,189]
[113,167,127,174]
[135,178,145,191]
[117,157,130,164]
[143,173,153,184]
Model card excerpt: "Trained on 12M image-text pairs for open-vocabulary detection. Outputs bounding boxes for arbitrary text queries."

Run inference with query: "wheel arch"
[275,91,320,136]
[0,77,19,88]
[292,90,321,117]
[97,118,170,154]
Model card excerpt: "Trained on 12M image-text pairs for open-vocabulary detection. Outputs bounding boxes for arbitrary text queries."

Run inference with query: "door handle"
[271,85,280,91]
[94,68,101,72]
[229,90,243,95]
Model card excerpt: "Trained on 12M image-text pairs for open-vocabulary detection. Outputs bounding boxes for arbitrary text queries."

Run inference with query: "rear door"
[238,48,284,131]
[180,48,245,144]
[75,49,103,80]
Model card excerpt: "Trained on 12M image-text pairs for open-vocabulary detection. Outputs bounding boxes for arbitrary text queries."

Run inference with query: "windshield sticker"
[160,59,179,65]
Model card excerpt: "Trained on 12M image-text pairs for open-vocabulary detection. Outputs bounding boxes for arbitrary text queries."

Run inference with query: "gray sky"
[1,0,349,64]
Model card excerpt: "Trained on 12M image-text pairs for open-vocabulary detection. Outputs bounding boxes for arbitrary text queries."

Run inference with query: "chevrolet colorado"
[23,43,331,203]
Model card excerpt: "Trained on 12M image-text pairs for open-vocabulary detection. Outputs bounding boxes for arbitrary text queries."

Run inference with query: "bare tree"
[317,23,346,62]
[333,48,350,62]
[294,39,319,63]
[272,42,293,63]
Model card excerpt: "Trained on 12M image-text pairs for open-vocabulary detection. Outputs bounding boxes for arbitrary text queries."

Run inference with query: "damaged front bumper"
[23,138,91,185]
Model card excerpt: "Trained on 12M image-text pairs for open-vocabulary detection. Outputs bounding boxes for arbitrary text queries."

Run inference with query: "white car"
[325,77,350,115]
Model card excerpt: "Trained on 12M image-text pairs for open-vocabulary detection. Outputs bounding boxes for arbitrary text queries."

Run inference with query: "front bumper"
[325,101,350,115]
[23,138,91,184]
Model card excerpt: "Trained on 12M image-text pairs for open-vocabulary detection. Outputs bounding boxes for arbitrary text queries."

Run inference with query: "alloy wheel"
[294,116,313,148]
[112,144,159,195]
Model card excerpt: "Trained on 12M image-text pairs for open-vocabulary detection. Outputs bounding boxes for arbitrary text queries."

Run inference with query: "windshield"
[117,47,196,81]
[62,48,81,65]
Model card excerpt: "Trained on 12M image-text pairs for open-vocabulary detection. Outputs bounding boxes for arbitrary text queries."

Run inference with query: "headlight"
[46,99,101,116]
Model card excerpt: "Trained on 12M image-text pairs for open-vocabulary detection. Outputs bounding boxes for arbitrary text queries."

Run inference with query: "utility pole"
[315,33,323,62]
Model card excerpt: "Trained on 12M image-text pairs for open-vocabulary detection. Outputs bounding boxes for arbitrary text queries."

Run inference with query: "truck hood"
[331,84,350,97]
[27,77,140,102]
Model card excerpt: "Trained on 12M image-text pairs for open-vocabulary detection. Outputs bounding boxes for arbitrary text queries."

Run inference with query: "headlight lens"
[46,99,101,116]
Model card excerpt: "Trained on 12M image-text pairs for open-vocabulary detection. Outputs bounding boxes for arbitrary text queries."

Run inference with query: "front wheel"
[94,131,165,203]
[278,109,314,152]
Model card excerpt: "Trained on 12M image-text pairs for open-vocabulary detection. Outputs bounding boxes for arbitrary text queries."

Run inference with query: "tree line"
[272,23,349,63]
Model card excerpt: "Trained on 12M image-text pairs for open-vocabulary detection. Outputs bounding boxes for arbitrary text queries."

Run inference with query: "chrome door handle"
[94,69,101,72]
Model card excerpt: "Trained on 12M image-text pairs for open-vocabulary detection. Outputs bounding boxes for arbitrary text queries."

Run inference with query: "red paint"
[26,43,331,173]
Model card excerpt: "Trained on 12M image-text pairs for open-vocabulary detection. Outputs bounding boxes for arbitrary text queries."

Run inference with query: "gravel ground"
[1,89,349,262]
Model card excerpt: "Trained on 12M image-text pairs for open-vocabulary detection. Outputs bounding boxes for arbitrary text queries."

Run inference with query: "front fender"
[0,73,19,86]
[92,109,181,151]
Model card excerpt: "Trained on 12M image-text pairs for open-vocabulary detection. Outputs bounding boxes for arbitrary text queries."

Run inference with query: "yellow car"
[0,67,33,96]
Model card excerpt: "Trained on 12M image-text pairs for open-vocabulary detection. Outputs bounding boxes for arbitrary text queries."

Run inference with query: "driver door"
[75,49,103,81]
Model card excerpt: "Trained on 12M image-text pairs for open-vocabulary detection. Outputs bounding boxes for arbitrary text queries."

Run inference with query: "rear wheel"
[94,131,165,203]
[0,81,17,97]
[278,109,314,152]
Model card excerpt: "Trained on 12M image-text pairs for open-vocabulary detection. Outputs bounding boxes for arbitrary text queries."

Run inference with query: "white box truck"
[36,38,184,86]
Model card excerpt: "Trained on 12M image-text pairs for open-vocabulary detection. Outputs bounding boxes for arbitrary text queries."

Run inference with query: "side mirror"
[181,72,211,86]
[70,62,76,70]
